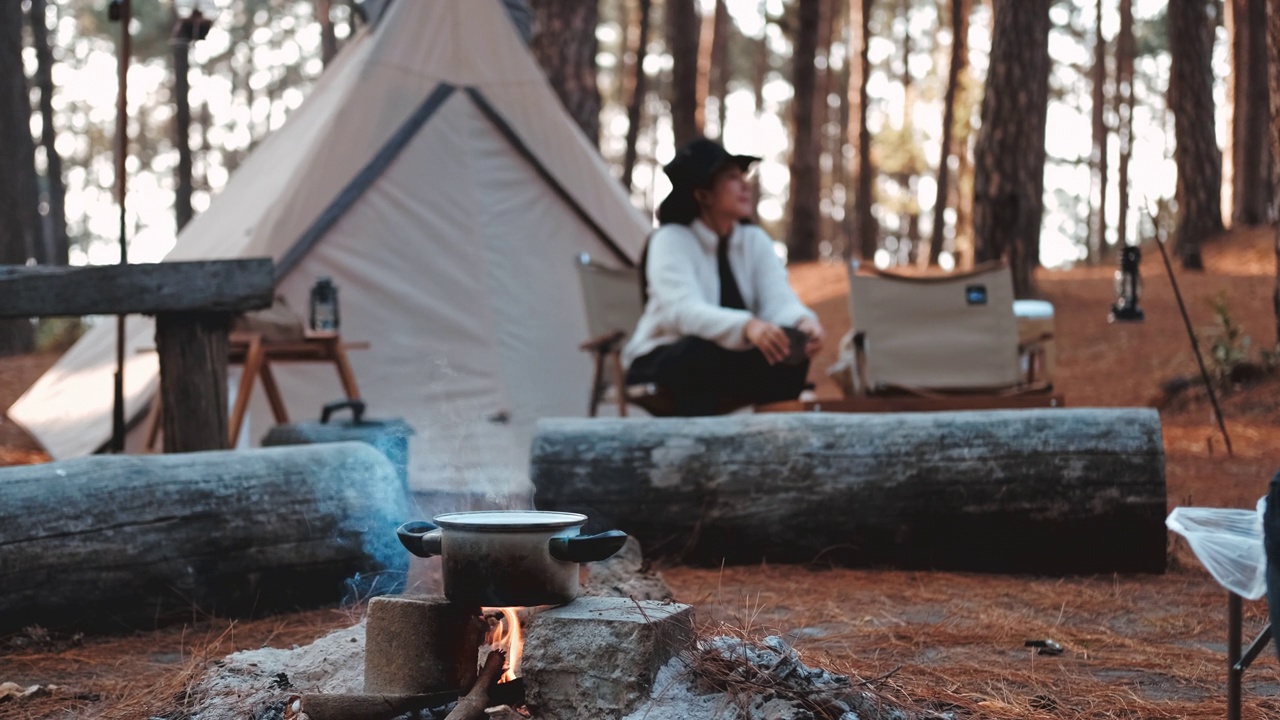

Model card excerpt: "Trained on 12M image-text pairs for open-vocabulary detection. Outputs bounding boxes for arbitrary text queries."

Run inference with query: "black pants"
[626,336,810,416]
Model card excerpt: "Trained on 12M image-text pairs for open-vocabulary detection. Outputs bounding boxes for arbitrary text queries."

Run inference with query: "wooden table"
[145,330,369,450]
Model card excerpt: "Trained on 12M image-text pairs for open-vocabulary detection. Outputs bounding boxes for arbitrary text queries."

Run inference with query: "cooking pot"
[396,511,627,607]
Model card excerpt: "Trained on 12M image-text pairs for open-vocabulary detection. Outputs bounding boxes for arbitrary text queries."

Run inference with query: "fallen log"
[531,409,1167,573]
[0,443,414,633]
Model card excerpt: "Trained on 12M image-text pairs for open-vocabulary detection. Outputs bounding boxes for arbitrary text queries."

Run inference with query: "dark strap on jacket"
[717,234,746,310]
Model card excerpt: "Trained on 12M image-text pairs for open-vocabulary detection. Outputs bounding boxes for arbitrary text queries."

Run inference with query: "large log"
[531,409,1167,574]
[0,443,414,633]
[0,259,274,317]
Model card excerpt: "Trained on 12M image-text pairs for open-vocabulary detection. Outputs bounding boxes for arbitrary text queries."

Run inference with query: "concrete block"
[521,596,695,719]
[363,595,485,694]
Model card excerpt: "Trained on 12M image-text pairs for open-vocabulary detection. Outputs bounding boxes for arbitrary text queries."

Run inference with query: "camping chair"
[573,253,749,417]
[845,261,1056,399]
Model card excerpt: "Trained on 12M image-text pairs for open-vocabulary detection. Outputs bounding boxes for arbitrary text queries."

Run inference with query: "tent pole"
[111,0,132,453]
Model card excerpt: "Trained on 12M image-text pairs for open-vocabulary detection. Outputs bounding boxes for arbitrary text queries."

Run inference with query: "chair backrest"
[848,261,1022,391]
[575,253,644,341]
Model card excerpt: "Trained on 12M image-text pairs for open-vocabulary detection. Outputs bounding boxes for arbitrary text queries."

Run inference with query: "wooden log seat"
[0,442,414,633]
[530,409,1167,574]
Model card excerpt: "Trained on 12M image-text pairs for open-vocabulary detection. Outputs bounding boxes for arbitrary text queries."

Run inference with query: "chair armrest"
[579,330,627,354]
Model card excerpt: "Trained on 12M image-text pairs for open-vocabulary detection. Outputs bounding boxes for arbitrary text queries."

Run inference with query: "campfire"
[481,607,526,684]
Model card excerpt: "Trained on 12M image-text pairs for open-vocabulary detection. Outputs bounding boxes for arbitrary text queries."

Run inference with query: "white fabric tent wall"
[9,0,649,492]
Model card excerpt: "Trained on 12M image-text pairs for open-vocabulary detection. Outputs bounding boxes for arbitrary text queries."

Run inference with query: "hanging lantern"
[310,277,340,332]
[1108,245,1144,323]
[173,0,215,42]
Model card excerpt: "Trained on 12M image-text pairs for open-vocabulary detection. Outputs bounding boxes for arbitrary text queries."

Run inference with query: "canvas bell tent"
[9,0,648,491]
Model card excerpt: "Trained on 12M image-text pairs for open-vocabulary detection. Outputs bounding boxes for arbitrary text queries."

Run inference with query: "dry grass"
[0,608,360,719]
[662,564,1280,720]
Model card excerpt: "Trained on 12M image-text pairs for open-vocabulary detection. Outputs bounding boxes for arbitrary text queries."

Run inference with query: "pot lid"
[432,510,587,531]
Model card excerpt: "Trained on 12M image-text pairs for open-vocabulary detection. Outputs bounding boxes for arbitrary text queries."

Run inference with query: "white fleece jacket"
[622,219,817,369]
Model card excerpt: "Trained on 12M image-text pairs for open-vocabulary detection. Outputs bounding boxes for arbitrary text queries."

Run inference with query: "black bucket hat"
[662,139,761,190]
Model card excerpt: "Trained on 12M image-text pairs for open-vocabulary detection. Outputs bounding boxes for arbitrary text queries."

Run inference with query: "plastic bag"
[1166,497,1269,600]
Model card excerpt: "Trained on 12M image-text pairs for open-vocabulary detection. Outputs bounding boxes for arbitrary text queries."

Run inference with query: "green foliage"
[33,317,84,353]
[1200,292,1276,391]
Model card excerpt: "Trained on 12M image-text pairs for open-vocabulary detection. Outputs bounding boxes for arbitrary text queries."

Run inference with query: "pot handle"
[548,530,628,563]
[396,520,443,558]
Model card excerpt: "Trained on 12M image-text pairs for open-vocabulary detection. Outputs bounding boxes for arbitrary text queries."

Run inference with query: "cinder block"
[363,595,485,694]
[521,596,695,719]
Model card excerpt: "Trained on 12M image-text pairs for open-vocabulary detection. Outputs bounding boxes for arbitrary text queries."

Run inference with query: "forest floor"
[1,227,1279,719]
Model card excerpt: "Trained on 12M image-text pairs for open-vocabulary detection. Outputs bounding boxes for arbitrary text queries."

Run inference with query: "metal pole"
[1228,592,1242,720]
[111,0,132,453]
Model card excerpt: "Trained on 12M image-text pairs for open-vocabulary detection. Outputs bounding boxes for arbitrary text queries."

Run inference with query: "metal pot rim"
[431,510,587,531]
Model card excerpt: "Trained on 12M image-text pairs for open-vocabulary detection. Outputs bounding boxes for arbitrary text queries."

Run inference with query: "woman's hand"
[796,316,825,358]
[745,318,791,365]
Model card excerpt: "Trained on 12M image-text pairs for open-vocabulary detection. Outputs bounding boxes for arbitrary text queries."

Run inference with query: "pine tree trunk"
[1168,0,1223,269]
[530,0,602,146]
[28,0,66,266]
[174,32,194,232]
[835,2,851,257]
[317,0,337,66]
[972,0,1051,298]
[787,0,821,262]
[1090,0,1109,263]
[1116,0,1135,250]
[815,0,835,255]
[621,0,652,193]
[752,0,768,115]
[848,0,877,261]
[0,0,37,356]
[711,0,730,138]
[667,0,701,148]
[1231,0,1272,225]
[1265,0,1280,347]
[929,0,968,266]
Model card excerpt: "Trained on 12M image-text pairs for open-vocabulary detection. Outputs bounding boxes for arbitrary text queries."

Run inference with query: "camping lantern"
[1108,245,1144,323]
[173,0,215,42]
[310,276,340,332]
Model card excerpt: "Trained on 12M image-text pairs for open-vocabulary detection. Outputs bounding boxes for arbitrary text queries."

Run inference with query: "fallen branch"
[283,680,525,720]
[445,650,506,720]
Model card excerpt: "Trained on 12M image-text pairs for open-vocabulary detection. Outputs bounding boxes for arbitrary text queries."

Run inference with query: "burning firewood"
[445,649,507,720]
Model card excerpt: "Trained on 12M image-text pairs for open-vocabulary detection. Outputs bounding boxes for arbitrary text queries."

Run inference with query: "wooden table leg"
[228,335,263,447]
[331,340,362,400]
[144,395,163,452]
[610,350,628,418]
[259,360,289,424]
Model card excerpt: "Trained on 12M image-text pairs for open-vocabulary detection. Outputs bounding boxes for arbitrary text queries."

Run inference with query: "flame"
[481,607,524,682]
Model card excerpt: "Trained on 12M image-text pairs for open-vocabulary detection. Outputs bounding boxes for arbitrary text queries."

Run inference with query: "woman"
[622,138,825,416]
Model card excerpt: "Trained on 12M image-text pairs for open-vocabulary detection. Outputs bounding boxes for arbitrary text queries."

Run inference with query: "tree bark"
[1168,0,1224,269]
[28,0,66,266]
[1231,0,1272,226]
[787,0,822,262]
[928,0,969,266]
[621,0,652,193]
[317,0,338,66]
[530,0,602,146]
[0,443,412,633]
[530,410,1168,574]
[711,0,731,138]
[847,0,877,261]
[1116,0,1135,250]
[174,32,194,232]
[1265,0,1280,347]
[0,0,37,356]
[1090,0,1109,262]
[667,0,701,148]
[972,0,1051,298]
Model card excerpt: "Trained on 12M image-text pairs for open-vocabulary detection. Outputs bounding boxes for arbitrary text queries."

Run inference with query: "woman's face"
[698,165,754,220]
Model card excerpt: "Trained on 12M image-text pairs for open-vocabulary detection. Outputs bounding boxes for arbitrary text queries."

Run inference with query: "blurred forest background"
[0,0,1277,353]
